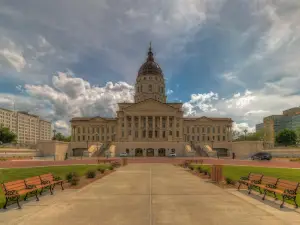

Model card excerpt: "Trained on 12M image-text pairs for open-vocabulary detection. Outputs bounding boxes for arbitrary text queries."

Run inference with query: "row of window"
[136,84,164,93]
[185,126,227,134]
[76,135,113,142]
[186,135,226,142]
[76,126,115,134]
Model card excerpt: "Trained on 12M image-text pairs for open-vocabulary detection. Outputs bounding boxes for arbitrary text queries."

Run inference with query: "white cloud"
[0,48,26,72]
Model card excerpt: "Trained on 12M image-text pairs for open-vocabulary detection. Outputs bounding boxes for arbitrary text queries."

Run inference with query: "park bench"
[247,176,279,195]
[262,179,299,208]
[25,176,53,196]
[97,159,112,164]
[237,173,263,191]
[1,179,39,209]
[39,173,64,191]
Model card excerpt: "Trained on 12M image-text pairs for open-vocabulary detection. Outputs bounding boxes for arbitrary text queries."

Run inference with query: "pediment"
[90,117,106,122]
[196,116,213,122]
[125,99,176,113]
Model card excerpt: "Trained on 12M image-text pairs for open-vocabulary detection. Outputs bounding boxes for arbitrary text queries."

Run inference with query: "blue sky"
[0,0,300,134]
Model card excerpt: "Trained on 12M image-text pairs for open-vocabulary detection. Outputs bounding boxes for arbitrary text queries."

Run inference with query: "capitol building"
[69,44,233,157]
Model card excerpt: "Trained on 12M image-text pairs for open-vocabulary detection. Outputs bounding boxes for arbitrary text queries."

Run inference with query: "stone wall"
[37,140,69,161]
[263,148,300,158]
[231,141,263,158]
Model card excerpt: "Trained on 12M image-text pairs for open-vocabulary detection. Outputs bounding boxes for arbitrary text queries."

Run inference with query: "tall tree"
[276,129,297,146]
[0,125,17,143]
[52,132,71,142]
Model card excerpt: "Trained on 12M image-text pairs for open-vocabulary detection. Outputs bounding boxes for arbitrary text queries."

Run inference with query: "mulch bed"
[64,170,115,190]
[186,169,237,189]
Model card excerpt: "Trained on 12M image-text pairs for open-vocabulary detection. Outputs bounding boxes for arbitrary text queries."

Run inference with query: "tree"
[295,127,300,144]
[52,132,71,142]
[0,126,17,143]
[276,129,297,146]
[233,129,264,141]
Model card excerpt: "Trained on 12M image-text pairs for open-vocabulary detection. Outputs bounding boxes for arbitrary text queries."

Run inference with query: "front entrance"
[135,148,143,157]
[158,148,166,157]
[146,148,154,157]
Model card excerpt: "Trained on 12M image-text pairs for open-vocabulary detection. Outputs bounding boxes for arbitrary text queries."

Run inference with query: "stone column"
[146,116,148,139]
[104,124,107,142]
[172,117,176,140]
[138,116,141,139]
[132,116,135,141]
[159,116,162,139]
[180,118,183,140]
[166,116,170,139]
[109,125,112,141]
[152,116,155,139]
[124,114,128,138]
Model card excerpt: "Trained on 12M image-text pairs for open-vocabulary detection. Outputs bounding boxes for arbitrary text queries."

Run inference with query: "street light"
[243,129,248,140]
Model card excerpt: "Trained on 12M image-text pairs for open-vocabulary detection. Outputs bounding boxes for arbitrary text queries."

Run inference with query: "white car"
[169,153,176,157]
[120,152,128,157]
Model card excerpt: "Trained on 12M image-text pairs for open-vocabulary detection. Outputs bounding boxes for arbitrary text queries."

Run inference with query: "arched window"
[149,84,152,92]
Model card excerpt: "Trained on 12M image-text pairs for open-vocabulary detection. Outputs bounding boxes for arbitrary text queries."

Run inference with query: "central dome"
[138,44,163,77]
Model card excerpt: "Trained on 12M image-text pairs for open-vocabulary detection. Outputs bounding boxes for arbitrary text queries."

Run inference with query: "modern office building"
[255,123,264,132]
[0,108,52,144]
[70,44,233,157]
[260,107,300,147]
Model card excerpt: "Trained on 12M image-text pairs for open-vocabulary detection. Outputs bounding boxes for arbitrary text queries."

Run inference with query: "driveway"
[1,164,300,225]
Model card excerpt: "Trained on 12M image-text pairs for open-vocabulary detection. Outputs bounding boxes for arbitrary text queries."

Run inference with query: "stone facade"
[70,44,233,157]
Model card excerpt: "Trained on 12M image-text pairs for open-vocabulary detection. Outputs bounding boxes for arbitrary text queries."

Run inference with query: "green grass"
[0,164,110,208]
[191,164,300,206]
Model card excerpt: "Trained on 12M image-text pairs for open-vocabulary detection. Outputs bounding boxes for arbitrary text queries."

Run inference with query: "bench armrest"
[266,184,276,189]
[5,190,19,196]
[41,180,51,185]
[26,184,37,189]
[239,176,249,181]
[284,189,297,195]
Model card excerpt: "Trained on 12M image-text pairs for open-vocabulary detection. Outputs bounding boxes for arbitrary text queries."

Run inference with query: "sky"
[0,0,300,135]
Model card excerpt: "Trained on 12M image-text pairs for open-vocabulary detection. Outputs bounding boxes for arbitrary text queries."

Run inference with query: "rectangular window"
[177,131,179,137]
[169,131,172,135]
[192,127,194,133]
[122,131,124,137]
[218,126,220,133]
[207,136,210,141]
[78,136,80,141]
[197,136,199,141]
[207,127,210,133]
[223,136,226,141]
[218,135,220,141]
[82,135,85,141]
[212,127,215,133]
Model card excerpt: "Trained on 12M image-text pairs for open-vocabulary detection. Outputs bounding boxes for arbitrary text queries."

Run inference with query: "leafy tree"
[233,129,264,141]
[276,129,297,146]
[295,127,300,144]
[52,132,71,142]
[0,125,17,143]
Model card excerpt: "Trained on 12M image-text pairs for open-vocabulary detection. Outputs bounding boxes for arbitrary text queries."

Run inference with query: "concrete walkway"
[1,164,300,225]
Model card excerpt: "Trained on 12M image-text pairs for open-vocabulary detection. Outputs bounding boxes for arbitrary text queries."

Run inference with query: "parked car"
[119,152,128,157]
[169,153,176,157]
[251,152,272,160]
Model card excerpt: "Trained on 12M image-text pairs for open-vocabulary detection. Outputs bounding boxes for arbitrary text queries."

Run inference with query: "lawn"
[192,164,300,206]
[0,164,110,208]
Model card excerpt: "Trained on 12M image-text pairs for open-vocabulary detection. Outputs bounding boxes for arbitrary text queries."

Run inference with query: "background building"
[258,107,300,147]
[255,123,264,132]
[70,45,233,157]
[0,108,51,144]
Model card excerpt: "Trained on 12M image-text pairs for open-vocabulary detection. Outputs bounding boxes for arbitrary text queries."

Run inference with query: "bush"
[197,167,203,173]
[98,167,105,174]
[108,165,114,170]
[225,177,236,185]
[66,172,79,183]
[86,170,96,179]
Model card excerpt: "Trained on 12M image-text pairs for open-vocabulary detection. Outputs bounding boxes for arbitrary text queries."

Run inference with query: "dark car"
[251,152,272,160]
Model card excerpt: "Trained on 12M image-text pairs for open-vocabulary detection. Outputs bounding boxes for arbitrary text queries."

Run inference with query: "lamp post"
[53,129,56,140]
[243,129,248,140]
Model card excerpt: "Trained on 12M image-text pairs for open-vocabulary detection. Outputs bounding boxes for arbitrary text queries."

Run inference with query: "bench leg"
[273,192,277,200]
[24,193,29,201]
[280,196,285,208]
[16,196,21,209]
[293,197,298,208]
[237,182,242,190]
[49,185,53,195]
[248,185,252,195]
[3,197,8,209]
[262,190,267,200]
[40,188,44,196]
[60,182,64,190]
[35,190,40,201]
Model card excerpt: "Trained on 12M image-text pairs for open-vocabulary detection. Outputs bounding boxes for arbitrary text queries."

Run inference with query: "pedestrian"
[232,152,235,159]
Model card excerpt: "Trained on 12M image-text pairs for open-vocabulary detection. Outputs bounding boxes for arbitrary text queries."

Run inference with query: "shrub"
[202,169,208,175]
[98,167,105,174]
[54,176,62,181]
[66,172,79,183]
[86,170,96,179]
[225,177,236,185]
[197,167,203,173]
[108,165,114,170]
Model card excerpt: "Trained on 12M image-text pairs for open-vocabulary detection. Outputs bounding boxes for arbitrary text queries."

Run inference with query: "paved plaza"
[1,164,300,225]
